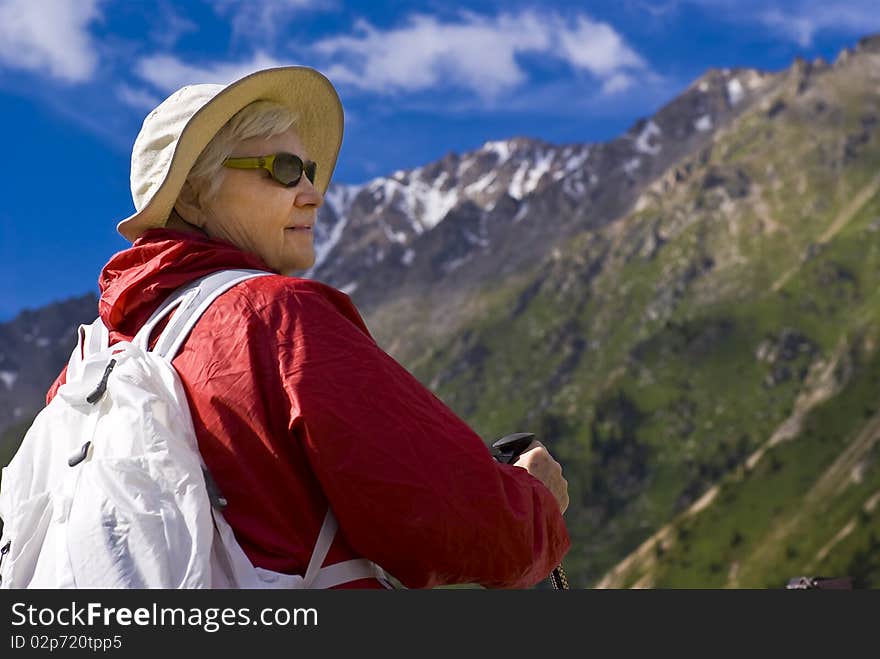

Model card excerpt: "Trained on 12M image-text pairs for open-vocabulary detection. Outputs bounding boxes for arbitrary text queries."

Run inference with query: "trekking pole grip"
[491,433,571,590]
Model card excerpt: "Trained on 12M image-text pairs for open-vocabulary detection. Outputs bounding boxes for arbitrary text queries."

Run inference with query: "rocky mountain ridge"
[309,64,776,312]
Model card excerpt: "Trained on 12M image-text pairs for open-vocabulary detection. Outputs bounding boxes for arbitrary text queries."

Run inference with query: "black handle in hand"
[491,432,570,590]
[491,432,535,464]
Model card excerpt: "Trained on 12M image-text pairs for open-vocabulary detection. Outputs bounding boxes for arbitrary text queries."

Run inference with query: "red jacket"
[47,228,570,588]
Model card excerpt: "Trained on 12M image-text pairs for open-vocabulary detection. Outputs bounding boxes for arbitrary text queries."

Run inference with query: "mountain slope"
[384,37,880,587]
[0,293,98,437]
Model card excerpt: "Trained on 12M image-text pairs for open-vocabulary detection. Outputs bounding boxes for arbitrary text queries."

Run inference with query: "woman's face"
[198,127,322,275]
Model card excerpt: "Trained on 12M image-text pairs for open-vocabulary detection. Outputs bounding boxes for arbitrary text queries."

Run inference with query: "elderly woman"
[46,66,570,588]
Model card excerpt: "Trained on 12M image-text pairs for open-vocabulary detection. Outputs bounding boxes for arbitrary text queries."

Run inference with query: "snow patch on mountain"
[443,254,473,274]
[635,120,662,155]
[324,182,361,215]
[402,176,461,231]
[522,150,554,197]
[463,228,489,248]
[483,140,513,165]
[382,221,408,244]
[563,148,590,173]
[563,176,586,198]
[623,157,642,176]
[727,78,744,105]
[466,171,497,195]
[313,195,356,271]
[508,161,529,200]
[0,370,18,389]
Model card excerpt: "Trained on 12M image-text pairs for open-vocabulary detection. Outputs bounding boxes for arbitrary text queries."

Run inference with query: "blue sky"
[1,0,879,320]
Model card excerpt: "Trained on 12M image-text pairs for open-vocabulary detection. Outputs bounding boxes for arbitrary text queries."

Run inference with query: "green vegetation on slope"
[402,56,880,587]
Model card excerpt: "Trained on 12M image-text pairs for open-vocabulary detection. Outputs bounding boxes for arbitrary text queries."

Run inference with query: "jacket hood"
[99,228,272,336]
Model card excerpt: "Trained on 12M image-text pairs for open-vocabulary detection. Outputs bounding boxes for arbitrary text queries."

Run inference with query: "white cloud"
[317,14,543,98]
[150,3,198,49]
[758,10,816,48]
[558,16,645,76]
[667,0,880,48]
[601,72,636,95]
[116,84,162,111]
[0,0,101,82]
[314,10,648,100]
[625,0,682,17]
[756,1,880,47]
[134,52,286,93]
[211,0,336,44]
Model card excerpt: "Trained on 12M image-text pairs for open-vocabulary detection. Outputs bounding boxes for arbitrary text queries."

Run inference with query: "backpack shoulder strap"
[81,318,110,355]
[134,268,271,361]
[66,317,111,380]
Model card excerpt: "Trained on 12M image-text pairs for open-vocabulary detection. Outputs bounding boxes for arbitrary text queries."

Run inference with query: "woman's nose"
[295,176,323,208]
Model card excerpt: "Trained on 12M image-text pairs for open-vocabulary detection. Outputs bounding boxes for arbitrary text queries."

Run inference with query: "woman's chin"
[280,254,315,276]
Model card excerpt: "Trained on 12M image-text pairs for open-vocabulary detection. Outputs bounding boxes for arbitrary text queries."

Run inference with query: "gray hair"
[188,100,299,200]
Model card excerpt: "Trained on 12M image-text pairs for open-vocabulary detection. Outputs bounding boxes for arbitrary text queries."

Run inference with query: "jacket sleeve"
[46,364,68,405]
[266,282,570,589]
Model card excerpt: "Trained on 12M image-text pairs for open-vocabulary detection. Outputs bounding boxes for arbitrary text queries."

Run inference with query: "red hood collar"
[99,228,273,335]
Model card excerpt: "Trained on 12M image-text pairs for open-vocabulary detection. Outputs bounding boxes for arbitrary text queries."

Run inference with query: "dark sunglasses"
[222,152,317,188]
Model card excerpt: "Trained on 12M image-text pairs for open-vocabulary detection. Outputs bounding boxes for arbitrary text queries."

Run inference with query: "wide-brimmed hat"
[117,65,343,242]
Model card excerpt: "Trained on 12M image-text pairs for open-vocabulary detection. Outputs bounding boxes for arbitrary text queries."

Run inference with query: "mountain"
[3,34,880,588]
[0,293,97,434]
[309,35,880,588]
[308,65,769,316]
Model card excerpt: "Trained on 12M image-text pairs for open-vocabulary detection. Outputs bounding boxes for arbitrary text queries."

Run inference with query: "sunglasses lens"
[304,161,317,184]
[273,153,303,186]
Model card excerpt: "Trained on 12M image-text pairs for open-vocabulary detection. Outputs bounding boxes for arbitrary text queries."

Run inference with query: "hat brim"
[117,66,343,242]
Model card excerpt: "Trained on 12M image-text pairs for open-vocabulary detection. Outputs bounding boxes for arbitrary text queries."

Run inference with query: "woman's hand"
[512,440,569,514]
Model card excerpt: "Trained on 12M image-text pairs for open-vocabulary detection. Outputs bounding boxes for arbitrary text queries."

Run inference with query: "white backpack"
[0,268,386,589]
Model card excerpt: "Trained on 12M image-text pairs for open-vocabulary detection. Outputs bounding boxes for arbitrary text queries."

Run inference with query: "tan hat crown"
[129,84,225,214]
